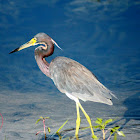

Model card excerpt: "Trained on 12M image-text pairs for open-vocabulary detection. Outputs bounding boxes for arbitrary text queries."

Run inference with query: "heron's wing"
[49,57,114,105]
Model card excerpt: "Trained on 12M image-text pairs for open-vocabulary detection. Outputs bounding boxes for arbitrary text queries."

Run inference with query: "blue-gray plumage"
[9,33,116,138]
[49,56,114,105]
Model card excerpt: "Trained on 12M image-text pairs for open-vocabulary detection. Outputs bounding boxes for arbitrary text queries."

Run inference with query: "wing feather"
[49,57,114,105]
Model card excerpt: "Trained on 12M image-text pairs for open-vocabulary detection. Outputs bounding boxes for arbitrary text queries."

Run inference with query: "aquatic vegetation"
[35,116,125,140]
[56,119,69,135]
[36,116,50,139]
[35,116,68,139]
[93,118,125,140]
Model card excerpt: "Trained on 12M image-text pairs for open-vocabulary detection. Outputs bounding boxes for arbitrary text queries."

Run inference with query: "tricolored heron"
[9,33,116,138]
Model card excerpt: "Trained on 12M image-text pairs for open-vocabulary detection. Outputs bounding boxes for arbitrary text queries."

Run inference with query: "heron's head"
[9,33,62,54]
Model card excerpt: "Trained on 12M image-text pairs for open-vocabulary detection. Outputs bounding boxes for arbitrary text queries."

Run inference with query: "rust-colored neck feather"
[34,43,54,77]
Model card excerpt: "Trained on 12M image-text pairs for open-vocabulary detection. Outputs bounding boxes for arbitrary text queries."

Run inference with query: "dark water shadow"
[113,92,140,130]
[37,133,73,140]
[121,92,140,128]
[37,128,99,140]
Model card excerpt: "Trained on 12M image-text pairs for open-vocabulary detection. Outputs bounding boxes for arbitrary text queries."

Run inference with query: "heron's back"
[49,57,114,105]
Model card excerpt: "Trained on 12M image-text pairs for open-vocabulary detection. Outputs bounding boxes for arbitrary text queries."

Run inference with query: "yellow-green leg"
[78,102,94,136]
[75,102,81,137]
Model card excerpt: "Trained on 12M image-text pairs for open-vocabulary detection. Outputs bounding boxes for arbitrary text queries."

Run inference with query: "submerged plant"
[35,116,125,140]
[55,119,69,139]
[36,116,50,140]
[35,116,68,139]
[93,118,125,140]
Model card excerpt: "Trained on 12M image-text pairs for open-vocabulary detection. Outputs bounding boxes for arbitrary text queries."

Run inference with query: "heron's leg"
[78,102,94,136]
[75,102,81,137]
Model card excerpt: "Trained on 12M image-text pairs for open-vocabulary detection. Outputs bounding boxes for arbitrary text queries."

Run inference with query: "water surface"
[0,0,140,139]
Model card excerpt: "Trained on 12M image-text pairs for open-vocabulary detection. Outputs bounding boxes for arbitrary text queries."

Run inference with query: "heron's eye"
[33,38,37,42]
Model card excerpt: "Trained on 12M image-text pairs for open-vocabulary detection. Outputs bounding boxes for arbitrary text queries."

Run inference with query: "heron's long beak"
[9,38,37,54]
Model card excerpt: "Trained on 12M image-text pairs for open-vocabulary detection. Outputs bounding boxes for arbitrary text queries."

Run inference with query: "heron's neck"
[35,55,50,77]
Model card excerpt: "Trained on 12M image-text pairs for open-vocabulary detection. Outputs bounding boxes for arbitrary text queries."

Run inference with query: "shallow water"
[0,0,140,139]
